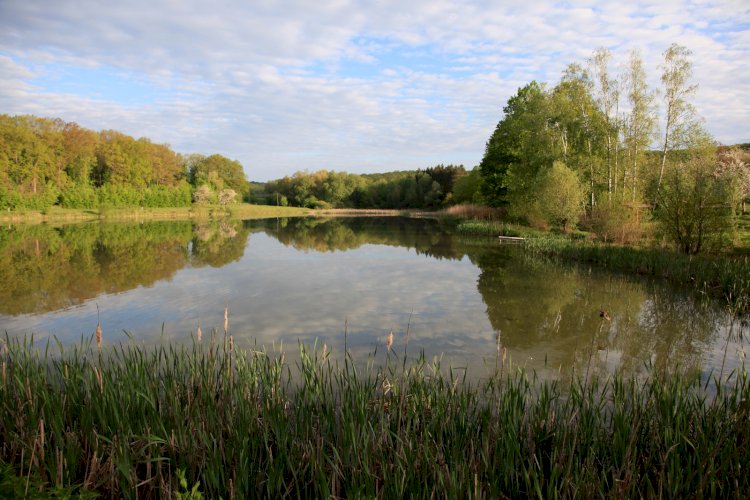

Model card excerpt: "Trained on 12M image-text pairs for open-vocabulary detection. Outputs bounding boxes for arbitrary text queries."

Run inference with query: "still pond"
[1,216,746,380]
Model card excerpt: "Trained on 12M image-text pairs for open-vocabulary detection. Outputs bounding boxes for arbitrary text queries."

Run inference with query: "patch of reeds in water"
[523,236,750,314]
[1,334,749,498]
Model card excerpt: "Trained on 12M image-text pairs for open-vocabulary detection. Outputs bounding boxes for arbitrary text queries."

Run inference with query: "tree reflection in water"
[0,217,740,378]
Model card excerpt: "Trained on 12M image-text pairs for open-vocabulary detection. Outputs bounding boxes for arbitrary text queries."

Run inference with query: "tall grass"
[523,236,750,313]
[1,335,749,498]
[440,204,506,221]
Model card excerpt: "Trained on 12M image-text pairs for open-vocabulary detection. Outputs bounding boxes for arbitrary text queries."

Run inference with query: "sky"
[0,0,748,182]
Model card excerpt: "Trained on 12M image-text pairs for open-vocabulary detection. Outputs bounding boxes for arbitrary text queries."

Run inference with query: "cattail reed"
[1,336,749,498]
[95,303,102,351]
[224,306,229,334]
[386,331,394,351]
[197,325,203,343]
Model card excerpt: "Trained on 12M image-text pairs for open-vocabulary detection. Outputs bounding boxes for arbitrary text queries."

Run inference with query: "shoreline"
[0,204,312,224]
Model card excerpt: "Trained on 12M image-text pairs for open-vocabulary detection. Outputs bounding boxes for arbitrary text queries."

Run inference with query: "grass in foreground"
[1,336,749,498]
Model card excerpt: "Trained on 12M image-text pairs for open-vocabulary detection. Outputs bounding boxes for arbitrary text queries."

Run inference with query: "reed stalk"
[0,334,748,498]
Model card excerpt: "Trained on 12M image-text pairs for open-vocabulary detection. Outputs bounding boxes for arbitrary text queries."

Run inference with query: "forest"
[0,115,248,210]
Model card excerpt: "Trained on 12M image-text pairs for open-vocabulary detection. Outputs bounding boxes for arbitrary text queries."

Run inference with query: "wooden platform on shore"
[497,235,526,242]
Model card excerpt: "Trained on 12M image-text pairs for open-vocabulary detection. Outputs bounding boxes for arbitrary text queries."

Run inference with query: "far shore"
[0,205,442,225]
[0,204,312,224]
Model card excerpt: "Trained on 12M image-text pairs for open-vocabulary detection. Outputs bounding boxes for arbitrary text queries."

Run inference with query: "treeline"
[474,44,750,254]
[257,164,470,209]
[0,115,248,210]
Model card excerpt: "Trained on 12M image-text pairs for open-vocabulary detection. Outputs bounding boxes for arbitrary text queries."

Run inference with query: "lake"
[1,216,746,380]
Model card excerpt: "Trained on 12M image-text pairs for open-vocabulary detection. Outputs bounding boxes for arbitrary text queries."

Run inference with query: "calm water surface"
[1,217,746,379]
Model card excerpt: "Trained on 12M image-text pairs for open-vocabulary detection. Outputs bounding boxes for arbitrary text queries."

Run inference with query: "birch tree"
[623,49,657,202]
[589,48,620,198]
[657,43,699,191]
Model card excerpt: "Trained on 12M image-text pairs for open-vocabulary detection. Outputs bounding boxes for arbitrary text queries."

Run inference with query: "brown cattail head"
[229,335,233,353]
[224,306,229,334]
[38,418,45,459]
[96,322,102,351]
[502,347,507,364]
[386,331,394,351]
[197,325,203,343]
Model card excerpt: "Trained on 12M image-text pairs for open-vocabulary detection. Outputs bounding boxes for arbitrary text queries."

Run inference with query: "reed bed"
[440,204,506,221]
[1,335,749,498]
[523,236,750,313]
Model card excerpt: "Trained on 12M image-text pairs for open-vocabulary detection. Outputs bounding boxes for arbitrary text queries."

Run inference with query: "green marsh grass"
[523,236,750,315]
[1,334,749,498]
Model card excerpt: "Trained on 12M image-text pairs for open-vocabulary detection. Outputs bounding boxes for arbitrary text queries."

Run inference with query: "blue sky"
[1,0,748,181]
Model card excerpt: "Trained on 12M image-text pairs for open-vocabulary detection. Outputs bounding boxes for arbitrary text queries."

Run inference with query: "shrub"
[192,184,215,205]
[655,155,736,254]
[584,199,646,244]
[60,183,99,208]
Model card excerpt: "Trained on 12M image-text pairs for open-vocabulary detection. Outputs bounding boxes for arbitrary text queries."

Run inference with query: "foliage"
[265,167,465,210]
[654,152,737,254]
[0,114,250,210]
[452,167,483,204]
[59,182,99,209]
[583,197,645,244]
[533,161,586,230]
[187,154,249,196]
[217,188,237,205]
[192,184,215,205]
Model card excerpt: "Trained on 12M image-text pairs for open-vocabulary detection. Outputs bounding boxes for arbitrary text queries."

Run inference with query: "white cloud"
[0,0,748,180]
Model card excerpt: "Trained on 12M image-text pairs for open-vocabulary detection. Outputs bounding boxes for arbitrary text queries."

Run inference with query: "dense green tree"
[452,167,483,204]
[479,81,553,207]
[535,161,586,230]
[61,122,99,184]
[188,154,248,196]
[94,130,152,188]
[654,149,736,254]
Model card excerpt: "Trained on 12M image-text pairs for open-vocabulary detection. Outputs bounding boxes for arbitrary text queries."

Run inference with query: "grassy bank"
[0,204,310,224]
[1,336,749,498]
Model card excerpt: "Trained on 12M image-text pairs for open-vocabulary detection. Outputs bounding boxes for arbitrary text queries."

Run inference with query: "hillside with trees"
[261,164,466,210]
[0,116,248,210]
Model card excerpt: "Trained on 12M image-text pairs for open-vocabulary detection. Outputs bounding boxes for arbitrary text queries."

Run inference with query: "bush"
[192,184,215,205]
[60,183,99,208]
[655,155,736,254]
[97,184,143,207]
[512,162,585,231]
[584,199,645,244]
[143,183,193,207]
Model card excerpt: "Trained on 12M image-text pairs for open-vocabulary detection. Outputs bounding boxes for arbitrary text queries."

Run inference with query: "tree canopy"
[0,115,249,210]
